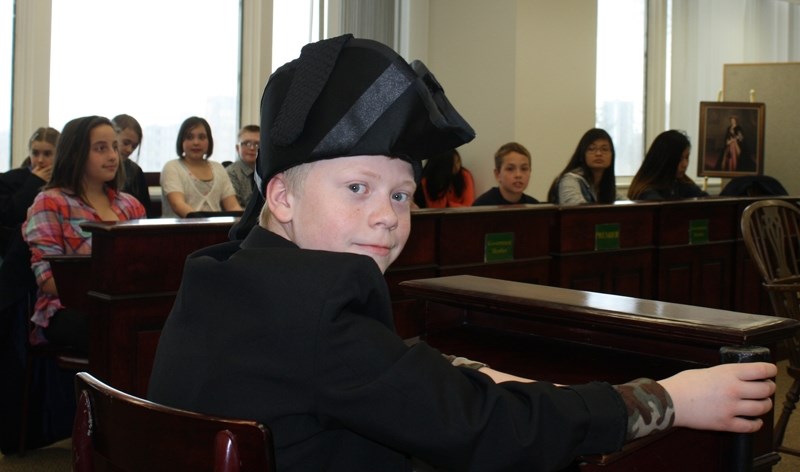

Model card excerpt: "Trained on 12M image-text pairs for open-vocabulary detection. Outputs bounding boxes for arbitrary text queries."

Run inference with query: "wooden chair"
[72,372,275,472]
[741,199,800,457]
[72,372,276,472]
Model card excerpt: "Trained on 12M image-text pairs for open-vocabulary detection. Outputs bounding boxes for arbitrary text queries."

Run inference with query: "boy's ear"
[265,173,294,224]
[493,168,501,180]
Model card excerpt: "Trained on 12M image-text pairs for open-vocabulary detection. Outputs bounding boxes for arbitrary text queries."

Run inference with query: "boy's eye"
[348,183,367,194]
[392,192,410,203]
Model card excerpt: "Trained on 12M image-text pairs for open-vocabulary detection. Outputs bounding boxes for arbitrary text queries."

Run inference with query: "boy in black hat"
[148,35,776,471]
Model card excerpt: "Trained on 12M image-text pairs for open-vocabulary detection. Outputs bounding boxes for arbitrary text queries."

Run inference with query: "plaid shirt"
[22,186,145,344]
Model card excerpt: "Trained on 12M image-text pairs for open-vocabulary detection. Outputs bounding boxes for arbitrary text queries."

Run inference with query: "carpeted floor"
[2,360,800,471]
[0,438,71,471]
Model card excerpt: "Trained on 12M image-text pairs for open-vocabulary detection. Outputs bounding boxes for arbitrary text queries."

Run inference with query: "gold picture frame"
[697,101,765,177]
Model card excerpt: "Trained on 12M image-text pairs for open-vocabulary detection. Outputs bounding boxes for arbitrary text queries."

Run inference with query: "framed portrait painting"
[697,101,765,178]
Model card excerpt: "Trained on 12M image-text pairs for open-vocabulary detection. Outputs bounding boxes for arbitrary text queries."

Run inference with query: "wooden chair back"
[742,199,800,284]
[72,372,276,472]
[741,199,800,456]
[741,199,800,321]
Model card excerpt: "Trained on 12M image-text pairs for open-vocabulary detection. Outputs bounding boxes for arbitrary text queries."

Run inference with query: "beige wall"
[724,63,800,196]
[425,0,597,201]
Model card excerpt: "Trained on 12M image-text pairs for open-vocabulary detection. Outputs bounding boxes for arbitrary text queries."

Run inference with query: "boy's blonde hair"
[258,164,312,228]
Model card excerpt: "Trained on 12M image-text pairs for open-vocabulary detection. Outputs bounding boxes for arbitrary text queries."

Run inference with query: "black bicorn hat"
[231,34,475,240]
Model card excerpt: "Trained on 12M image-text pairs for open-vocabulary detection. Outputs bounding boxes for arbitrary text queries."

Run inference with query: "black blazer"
[0,167,46,256]
[148,227,627,471]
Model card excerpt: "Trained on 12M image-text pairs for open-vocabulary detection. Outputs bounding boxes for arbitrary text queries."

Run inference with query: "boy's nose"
[372,198,399,230]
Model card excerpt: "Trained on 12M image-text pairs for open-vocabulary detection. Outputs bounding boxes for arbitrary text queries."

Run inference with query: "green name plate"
[595,223,620,251]
[485,232,514,262]
[689,219,709,244]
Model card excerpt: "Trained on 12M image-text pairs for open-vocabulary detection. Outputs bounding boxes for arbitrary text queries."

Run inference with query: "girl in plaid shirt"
[23,116,145,351]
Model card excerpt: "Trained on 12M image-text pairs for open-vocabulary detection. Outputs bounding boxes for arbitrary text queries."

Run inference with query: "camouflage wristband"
[613,378,675,441]
[443,354,488,370]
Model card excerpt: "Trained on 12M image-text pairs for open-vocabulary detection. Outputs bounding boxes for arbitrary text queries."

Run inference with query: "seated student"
[226,124,260,207]
[160,116,242,217]
[23,116,146,352]
[111,114,153,218]
[0,127,60,257]
[628,130,709,201]
[548,128,618,205]
[414,148,475,207]
[148,35,776,472]
[112,114,153,217]
[473,141,539,205]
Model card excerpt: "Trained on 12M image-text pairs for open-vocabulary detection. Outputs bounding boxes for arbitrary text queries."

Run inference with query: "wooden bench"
[400,275,800,471]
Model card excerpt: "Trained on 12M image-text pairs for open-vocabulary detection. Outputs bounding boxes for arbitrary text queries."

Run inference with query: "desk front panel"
[437,205,556,266]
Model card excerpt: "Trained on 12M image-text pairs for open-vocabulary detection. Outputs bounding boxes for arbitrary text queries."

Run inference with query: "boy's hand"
[659,362,777,433]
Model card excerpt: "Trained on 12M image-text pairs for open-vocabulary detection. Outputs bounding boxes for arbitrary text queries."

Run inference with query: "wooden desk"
[552,202,657,299]
[59,198,800,397]
[81,217,235,396]
[435,204,555,284]
[400,275,800,471]
[45,254,92,311]
[654,197,739,309]
[387,205,557,338]
[386,209,442,338]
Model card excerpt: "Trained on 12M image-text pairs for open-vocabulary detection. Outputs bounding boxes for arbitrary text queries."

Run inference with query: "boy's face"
[286,155,416,273]
[236,130,260,166]
[494,151,531,198]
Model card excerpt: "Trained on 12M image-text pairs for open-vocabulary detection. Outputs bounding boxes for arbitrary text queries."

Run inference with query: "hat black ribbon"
[270,34,352,147]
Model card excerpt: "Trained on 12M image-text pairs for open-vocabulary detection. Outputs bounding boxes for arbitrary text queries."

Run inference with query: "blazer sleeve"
[312,259,627,471]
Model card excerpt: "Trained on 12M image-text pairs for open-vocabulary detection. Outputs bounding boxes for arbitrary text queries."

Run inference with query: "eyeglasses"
[586,146,611,154]
[240,141,260,150]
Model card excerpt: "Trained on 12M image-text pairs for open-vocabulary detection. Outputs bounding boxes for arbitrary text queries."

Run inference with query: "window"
[595,0,647,177]
[272,0,322,72]
[0,0,12,171]
[49,0,240,172]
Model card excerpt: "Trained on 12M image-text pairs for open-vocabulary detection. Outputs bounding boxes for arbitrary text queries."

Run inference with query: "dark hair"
[547,128,617,204]
[627,130,692,200]
[47,115,124,197]
[176,116,214,158]
[419,149,467,203]
[494,142,531,170]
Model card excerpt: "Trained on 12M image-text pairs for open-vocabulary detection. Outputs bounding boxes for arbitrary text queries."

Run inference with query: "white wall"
[424,0,597,201]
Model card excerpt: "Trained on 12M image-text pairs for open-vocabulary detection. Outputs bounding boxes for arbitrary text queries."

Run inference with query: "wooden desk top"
[81,216,238,234]
[400,275,800,355]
